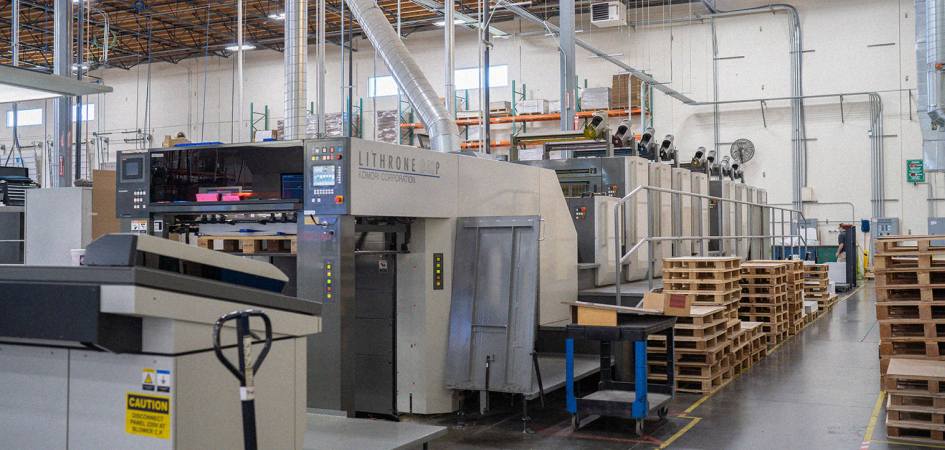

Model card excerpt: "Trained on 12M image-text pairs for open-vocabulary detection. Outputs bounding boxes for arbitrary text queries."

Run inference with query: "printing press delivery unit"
[0,234,320,449]
[116,139,578,417]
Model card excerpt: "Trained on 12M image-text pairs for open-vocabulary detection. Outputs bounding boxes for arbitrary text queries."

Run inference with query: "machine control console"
[116,151,150,219]
[304,139,349,215]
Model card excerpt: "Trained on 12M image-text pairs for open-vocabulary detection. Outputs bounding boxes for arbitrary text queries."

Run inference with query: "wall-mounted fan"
[730,138,756,164]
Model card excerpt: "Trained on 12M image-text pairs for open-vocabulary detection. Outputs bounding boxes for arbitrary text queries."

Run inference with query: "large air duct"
[284,0,308,140]
[346,0,460,152]
[919,0,945,171]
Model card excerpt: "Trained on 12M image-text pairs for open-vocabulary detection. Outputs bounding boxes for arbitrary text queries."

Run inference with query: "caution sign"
[125,393,171,439]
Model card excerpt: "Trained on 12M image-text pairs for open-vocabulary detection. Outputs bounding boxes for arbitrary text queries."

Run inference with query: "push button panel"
[304,140,349,215]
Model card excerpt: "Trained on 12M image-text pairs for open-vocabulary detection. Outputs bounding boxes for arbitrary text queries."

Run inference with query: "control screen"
[312,165,336,186]
[122,158,143,180]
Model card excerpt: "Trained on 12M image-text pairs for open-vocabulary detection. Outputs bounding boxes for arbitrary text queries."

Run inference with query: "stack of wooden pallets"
[739,262,790,347]
[884,358,945,444]
[803,263,834,311]
[758,260,805,335]
[785,260,806,335]
[744,321,768,366]
[663,256,742,321]
[647,305,730,394]
[875,236,945,388]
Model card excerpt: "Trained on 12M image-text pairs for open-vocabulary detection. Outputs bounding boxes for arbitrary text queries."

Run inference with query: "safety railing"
[613,184,809,306]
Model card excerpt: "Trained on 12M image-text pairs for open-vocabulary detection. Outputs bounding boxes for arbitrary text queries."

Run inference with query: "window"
[73,103,95,122]
[6,108,43,127]
[454,65,509,90]
[368,76,399,98]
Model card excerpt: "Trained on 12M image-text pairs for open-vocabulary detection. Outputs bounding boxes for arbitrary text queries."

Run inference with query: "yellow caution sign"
[125,392,171,439]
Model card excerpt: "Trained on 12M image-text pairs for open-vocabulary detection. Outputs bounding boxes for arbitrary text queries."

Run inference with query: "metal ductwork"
[284,0,308,140]
[919,0,945,171]
[345,0,460,152]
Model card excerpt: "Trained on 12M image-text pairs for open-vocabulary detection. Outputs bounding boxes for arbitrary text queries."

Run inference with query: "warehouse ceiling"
[0,0,708,70]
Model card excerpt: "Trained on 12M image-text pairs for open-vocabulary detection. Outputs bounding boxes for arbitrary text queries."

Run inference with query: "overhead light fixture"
[0,65,112,104]
[434,19,467,26]
[225,43,256,51]
[268,12,286,20]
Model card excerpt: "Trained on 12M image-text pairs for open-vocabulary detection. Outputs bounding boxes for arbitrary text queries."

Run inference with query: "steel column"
[53,0,73,188]
[558,0,576,130]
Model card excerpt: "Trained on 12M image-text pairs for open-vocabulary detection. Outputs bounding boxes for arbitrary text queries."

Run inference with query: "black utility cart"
[565,315,676,435]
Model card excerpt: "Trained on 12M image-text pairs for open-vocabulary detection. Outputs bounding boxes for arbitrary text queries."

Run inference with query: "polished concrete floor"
[412,284,940,449]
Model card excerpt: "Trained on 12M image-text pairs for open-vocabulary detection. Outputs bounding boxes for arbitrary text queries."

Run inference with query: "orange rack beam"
[401,107,642,129]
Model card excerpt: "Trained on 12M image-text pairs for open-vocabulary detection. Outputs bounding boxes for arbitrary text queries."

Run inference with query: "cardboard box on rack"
[642,292,693,317]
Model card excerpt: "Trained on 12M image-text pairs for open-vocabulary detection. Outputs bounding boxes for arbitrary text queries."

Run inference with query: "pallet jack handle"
[212,309,273,450]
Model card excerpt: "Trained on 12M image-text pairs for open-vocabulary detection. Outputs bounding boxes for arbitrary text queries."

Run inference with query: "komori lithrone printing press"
[0,233,320,449]
[115,139,578,416]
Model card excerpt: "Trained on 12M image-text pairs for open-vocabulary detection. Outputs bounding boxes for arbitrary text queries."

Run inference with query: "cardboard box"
[162,135,190,148]
[91,170,120,240]
[641,292,693,317]
[610,74,644,109]
[516,99,549,115]
[580,87,611,111]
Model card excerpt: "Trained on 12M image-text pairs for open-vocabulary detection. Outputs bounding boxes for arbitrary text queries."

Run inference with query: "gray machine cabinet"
[445,216,540,394]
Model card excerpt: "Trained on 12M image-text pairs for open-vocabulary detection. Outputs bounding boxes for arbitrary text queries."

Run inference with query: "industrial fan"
[730,138,756,164]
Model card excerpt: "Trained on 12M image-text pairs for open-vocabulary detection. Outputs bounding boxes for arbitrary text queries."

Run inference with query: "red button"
[336,154,343,160]
[335,195,344,204]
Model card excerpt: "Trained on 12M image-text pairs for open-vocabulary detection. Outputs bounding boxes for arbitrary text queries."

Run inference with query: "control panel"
[304,139,349,215]
[116,151,150,219]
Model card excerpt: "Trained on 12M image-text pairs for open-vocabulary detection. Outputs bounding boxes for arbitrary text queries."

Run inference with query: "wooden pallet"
[742,284,787,295]
[875,287,944,302]
[741,262,789,276]
[673,318,729,338]
[664,256,741,271]
[675,372,725,394]
[662,268,742,281]
[876,269,945,288]
[197,235,297,255]
[668,288,742,304]
[881,341,945,359]
[880,322,945,340]
[877,236,945,255]
[664,279,741,292]
[886,420,945,443]
[877,303,945,321]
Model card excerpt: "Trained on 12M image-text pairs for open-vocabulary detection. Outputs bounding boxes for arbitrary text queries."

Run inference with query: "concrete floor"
[409,283,942,449]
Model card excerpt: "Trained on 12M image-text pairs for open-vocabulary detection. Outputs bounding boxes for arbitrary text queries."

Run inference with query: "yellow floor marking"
[863,390,886,443]
[659,415,701,449]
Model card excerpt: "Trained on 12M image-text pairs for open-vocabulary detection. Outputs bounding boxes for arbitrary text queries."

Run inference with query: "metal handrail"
[612,184,810,306]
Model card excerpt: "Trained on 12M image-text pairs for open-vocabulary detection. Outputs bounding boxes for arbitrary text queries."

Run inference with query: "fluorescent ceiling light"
[434,19,467,26]
[0,65,112,104]
[268,12,286,20]
[225,43,256,51]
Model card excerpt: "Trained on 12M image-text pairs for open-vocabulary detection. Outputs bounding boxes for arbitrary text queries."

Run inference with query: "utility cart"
[565,314,676,435]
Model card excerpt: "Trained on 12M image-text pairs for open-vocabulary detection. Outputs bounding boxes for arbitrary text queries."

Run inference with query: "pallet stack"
[759,260,805,335]
[647,305,730,394]
[803,264,834,311]
[739,262,790,347]
[663,256,742,321]
[875,236,945,387]
[785,260,806,335]
[884,358,945,444]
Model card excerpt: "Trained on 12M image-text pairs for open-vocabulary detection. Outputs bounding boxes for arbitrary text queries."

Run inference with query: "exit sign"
[908,159,926,183]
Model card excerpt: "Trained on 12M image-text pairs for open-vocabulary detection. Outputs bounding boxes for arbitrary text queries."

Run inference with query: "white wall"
[0,0,930,235]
